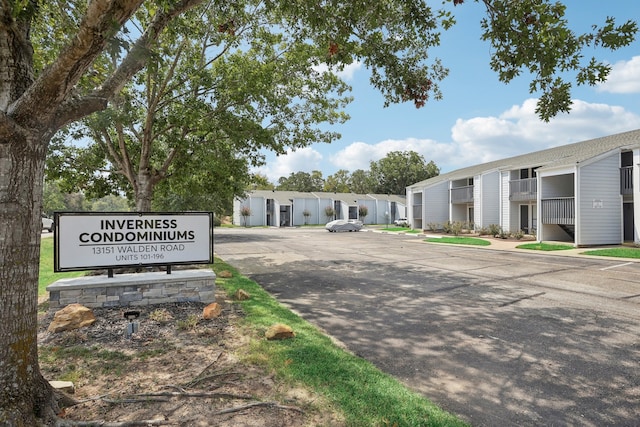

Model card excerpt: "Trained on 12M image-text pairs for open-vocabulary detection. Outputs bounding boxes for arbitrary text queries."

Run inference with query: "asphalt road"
[213,227,640,426]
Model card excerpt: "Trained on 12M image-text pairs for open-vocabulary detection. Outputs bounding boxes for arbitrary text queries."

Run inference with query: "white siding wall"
[424,182,449,228]
[481,171,500,227]
[293,197,321,225]
[473,177,481,226]
[317,198,334,223]
[578,154,622,245]
[501,171,511,231]
[234,196,266,226]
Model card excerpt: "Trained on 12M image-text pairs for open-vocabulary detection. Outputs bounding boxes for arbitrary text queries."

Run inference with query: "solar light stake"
[124,310,140,338]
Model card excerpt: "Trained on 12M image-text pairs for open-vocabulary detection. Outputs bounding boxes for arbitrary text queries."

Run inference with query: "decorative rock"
[235,289,250,301]
[47,303,96,333]
[49,380,75,394]
[218,270,233,278]
[203,302,222,319]
[265,323,295,340]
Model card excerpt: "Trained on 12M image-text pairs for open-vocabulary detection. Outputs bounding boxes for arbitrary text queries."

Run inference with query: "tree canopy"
[1,1,636,425]
[369,151,440,195]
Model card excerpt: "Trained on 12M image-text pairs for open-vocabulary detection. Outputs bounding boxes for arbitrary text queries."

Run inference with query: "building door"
[280,205,290,227]
[520,205,529,233]
[623,202,634,241]
[348,206,358,220]
[468,206,474,226]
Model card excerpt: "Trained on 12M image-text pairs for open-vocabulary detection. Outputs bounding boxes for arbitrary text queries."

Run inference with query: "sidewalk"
[374,228,640,263]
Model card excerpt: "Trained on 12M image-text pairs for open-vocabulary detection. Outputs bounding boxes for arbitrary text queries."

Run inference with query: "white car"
[325,219,363,232]
[42,215,54,232]
[393,217,409,227]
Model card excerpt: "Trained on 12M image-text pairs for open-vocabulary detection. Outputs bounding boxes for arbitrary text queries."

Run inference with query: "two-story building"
[407,129,640,246]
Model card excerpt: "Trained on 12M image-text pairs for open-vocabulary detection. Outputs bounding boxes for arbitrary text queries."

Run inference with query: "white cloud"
[253,147,323,182]
[313,61,362,81]
[330,98,640,174]
[329,138,458,172]
[597,56,640,94]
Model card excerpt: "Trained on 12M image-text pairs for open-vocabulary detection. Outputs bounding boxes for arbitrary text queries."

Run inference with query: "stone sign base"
[47,269,216,309]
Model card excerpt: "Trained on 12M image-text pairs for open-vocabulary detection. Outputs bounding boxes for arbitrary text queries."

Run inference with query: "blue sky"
[255,1,640,183]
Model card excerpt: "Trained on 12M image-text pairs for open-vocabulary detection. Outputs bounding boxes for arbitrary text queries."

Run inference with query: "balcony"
[621,166,633,195]
[450,185,474,203]
[541,197,575,225]
[510,178,537,201]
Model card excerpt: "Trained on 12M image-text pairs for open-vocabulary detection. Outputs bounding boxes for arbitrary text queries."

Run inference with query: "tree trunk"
[135,171,156,212]
[0,135,61,425]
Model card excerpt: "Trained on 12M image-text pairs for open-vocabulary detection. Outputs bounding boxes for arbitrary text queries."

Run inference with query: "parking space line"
[600,262,633,271]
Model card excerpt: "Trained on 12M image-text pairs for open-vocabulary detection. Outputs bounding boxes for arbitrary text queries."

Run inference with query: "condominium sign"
[54,212,213,272]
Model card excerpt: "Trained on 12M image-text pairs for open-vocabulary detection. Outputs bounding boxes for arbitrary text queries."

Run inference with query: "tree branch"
[95,0,205,102]
[10,0,145,127]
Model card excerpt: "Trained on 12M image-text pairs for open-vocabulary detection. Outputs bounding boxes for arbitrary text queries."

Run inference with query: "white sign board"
[54,212,213,272]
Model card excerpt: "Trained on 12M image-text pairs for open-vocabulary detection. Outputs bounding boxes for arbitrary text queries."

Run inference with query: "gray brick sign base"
[47,269,216,309]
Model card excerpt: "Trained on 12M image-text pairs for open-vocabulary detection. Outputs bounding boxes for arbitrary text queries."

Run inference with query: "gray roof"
[244,190,405,205]
[409,128,640,189]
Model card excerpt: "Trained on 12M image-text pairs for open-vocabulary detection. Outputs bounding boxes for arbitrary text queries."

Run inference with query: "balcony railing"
[510,178,537,201]
[450,185,474,203]
[541,197,575,224]
[621,166,633,195]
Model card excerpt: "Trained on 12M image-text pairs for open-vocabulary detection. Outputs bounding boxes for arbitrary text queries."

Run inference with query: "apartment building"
[233,190,406,227]
[407,129,640,246]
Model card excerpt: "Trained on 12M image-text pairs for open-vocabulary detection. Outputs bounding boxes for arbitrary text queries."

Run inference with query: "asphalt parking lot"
[213,227,640,426]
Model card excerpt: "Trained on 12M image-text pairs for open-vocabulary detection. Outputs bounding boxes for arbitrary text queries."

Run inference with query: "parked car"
[325,219,363,232]
[394,217,409,227]
[42,215,54,232]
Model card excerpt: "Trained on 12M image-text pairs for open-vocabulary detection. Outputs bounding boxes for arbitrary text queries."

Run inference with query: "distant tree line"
[43,150,437,216]
[256,150,440,195]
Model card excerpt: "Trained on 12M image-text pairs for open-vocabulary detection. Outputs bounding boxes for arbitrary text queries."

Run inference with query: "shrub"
[358,205,368,220]
[498,228,510,239]
[488,224,501,237]
[451,221,464,236]
[240,206,251,227]
[324,206,335,221]
[442,221,452,234]
[427,222,439,232]
[513,229,525,240]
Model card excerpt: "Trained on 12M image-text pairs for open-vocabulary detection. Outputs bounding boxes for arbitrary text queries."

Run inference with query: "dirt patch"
[38,290,344,426]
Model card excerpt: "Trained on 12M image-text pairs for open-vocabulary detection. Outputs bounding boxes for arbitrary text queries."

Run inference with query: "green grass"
[213,258,467,427]
[581,247,640,258]
[425,236,491,246]
[381,227,417,232]
[39,238,85,296]
[516,242,574,251]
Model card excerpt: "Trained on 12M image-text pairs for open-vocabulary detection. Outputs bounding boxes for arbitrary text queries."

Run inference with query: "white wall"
[424,182,449,229]
[480,171,500,227]
[578,153,622,245]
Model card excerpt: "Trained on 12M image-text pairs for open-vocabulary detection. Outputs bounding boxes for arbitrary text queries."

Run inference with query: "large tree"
[370,151,440,195]
[276,170,325,192]
[48,2,353,211]
[0,1,635,424]
[324,169,352,193]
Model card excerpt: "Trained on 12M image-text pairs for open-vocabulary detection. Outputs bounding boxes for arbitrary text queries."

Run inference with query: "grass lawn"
[581,247,640,258]
[39,237,85,296]
[425,236,491,246]
[38,239,467,426]
[516,242,574,251]
[213,258,468,427]
[381,227,418,233]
